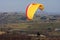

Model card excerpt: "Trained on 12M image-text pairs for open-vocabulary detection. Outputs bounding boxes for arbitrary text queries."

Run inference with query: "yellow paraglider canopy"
[26,3,44,20]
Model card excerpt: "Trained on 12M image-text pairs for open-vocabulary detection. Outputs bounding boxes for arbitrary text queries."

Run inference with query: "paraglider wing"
[26,3,44,20]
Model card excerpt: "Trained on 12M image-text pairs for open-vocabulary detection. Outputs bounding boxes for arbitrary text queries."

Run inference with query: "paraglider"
[26,3,44,20]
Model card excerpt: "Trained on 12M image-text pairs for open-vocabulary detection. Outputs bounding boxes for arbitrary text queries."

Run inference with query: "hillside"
[0,12,60,33]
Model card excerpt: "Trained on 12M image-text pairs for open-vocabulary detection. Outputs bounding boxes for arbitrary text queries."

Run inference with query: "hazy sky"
[0,0,60,13]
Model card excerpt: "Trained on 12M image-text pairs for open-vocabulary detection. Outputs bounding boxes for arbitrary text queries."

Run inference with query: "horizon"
[0,11,60,15]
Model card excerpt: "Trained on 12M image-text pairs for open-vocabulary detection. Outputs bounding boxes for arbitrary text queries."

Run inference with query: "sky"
[0,0,60,13]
